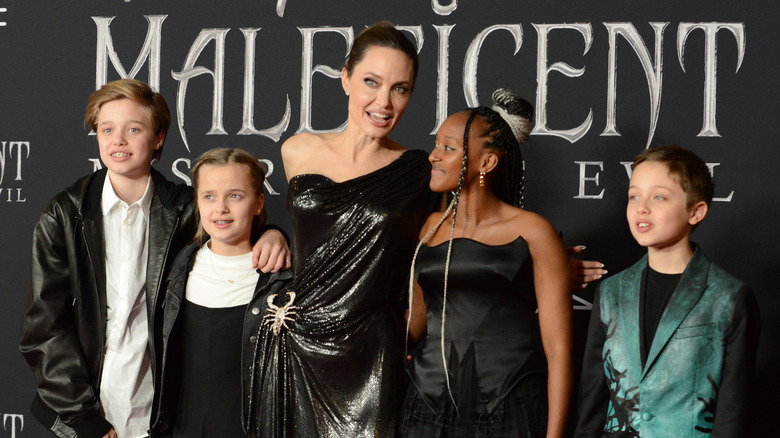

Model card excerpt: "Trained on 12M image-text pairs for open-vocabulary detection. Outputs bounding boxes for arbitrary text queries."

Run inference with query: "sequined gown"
[248,150,436,437]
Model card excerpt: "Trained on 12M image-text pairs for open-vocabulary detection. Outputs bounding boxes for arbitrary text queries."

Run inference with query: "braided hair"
[406,89,533,412]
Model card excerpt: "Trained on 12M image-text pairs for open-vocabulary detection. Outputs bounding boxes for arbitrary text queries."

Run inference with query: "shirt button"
[251,307,260,315]
[249,335,257,343]
[642,412,654,421]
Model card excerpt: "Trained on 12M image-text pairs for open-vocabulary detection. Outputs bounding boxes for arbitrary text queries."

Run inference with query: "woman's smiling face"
[341,46,415,140]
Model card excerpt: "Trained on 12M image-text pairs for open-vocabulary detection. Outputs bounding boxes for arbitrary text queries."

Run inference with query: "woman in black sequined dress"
[245,22,437,437]
[402,90,574,438]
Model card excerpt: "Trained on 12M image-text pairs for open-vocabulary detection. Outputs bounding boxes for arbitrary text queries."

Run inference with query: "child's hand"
[253,229,292,273]
[567,245,606,291]
[102,430,117,438]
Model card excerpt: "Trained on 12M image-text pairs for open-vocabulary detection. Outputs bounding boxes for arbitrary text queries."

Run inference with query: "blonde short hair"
[84,79,171,161]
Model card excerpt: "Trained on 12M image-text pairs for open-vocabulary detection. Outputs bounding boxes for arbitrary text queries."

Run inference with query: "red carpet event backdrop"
[0,1,777,436]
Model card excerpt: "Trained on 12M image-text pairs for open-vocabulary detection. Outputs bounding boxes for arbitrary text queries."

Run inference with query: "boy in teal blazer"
[575,145,759,437]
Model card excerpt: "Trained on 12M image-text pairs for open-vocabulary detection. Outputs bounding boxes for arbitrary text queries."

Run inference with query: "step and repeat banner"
[1,1,777,436]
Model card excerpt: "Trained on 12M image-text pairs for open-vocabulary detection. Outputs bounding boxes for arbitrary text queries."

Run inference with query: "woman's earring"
[345,90,349,96]
[479,171,485,187]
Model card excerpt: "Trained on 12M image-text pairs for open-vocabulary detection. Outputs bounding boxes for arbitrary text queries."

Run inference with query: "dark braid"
[467,90,533,208]
[451,111,477,222]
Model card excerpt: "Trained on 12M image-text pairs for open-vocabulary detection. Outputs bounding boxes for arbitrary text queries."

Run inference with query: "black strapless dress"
[401,237,548,438]
[248,150,436,437]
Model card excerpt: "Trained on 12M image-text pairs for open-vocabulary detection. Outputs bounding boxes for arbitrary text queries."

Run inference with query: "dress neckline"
[422,234,527,249]
[289,149,416,186]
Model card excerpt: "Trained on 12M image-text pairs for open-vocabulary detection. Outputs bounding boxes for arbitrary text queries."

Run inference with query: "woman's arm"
[524,214,574,438]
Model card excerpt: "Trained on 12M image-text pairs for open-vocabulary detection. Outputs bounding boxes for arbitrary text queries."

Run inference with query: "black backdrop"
[1,1,777,436]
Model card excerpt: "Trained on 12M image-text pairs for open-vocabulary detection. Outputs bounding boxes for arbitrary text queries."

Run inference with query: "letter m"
[93,15,167,91]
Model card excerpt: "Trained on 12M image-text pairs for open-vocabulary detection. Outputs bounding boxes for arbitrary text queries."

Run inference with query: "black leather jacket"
[151,239,292,437]
[19,168,197,438]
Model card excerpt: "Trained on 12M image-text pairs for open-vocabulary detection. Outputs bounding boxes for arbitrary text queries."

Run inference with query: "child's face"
[197,163,264,256]
[96,98,163,182]
[428,111,491,193]
[627,161,701,252]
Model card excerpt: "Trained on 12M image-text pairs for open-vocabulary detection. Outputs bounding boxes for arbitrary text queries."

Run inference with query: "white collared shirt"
[99,174,154,438]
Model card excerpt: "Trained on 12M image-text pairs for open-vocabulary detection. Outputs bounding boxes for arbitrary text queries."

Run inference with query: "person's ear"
[154,130,166,150]
[255,193,265,216]
[341,68,350,96]
[688,200,708,225]
[480,152,499,175]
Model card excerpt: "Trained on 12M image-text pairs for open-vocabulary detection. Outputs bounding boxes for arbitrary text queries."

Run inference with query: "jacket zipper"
[78,215,108,391]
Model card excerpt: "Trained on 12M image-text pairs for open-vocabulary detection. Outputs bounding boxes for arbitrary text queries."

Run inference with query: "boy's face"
[627,161,704,252]
[96,98,163,182]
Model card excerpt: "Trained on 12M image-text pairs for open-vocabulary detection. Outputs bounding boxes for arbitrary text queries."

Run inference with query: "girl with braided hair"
[402,89,573,437]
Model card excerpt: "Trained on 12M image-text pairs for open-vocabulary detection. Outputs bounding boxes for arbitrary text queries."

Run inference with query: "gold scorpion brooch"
[263,291,299,336]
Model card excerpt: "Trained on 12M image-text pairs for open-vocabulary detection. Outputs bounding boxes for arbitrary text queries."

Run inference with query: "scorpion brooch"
[263,291,299,336]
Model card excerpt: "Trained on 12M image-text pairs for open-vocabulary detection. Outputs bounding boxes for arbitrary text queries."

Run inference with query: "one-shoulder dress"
[248,150,437,437]
[401,237,549,438]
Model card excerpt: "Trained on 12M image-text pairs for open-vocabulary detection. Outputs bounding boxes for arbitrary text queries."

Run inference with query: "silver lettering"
[172,158,192,186]
[432,25,455,134]
[89,158,103,172]
[92,15,166,91]
[574,161,605,199]
[678,23,746,137]
[603,23,667,148]
[463,24,523,108]
[432,0,457,15]
[258,159,280,195]
[276,0,288,17]
[296,27,353,134]
[706,162,734,202]
[2,413,23,438]
[171,28,231,151]
[237,28,291,142]
[532,23,594,143]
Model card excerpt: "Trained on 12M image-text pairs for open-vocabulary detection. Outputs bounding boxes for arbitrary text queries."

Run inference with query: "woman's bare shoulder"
[281,133,334,178]
[281,132,324,155]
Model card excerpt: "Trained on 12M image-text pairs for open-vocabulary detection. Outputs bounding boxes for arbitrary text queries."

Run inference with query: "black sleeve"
[261,222,290,245]
[711,285,761,438]
[252,221,291,247]
[574,287,609,438]
[19,207,113,438]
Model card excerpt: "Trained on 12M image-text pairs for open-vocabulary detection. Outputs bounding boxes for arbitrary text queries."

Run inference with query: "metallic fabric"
[248,150,435,437]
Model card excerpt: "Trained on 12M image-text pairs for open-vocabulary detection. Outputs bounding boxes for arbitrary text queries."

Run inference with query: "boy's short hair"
[84,79,171,161]
[633,145,714,207]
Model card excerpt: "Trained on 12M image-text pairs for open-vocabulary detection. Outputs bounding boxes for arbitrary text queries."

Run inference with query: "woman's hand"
[567,245,606,291]
[252,229,292,273]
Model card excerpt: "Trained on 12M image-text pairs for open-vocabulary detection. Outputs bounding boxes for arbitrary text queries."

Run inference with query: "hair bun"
[492,88,533,120]
[491,88,533,144]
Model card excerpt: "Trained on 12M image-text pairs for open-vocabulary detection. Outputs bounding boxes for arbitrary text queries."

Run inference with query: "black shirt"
[641,267,681,366]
